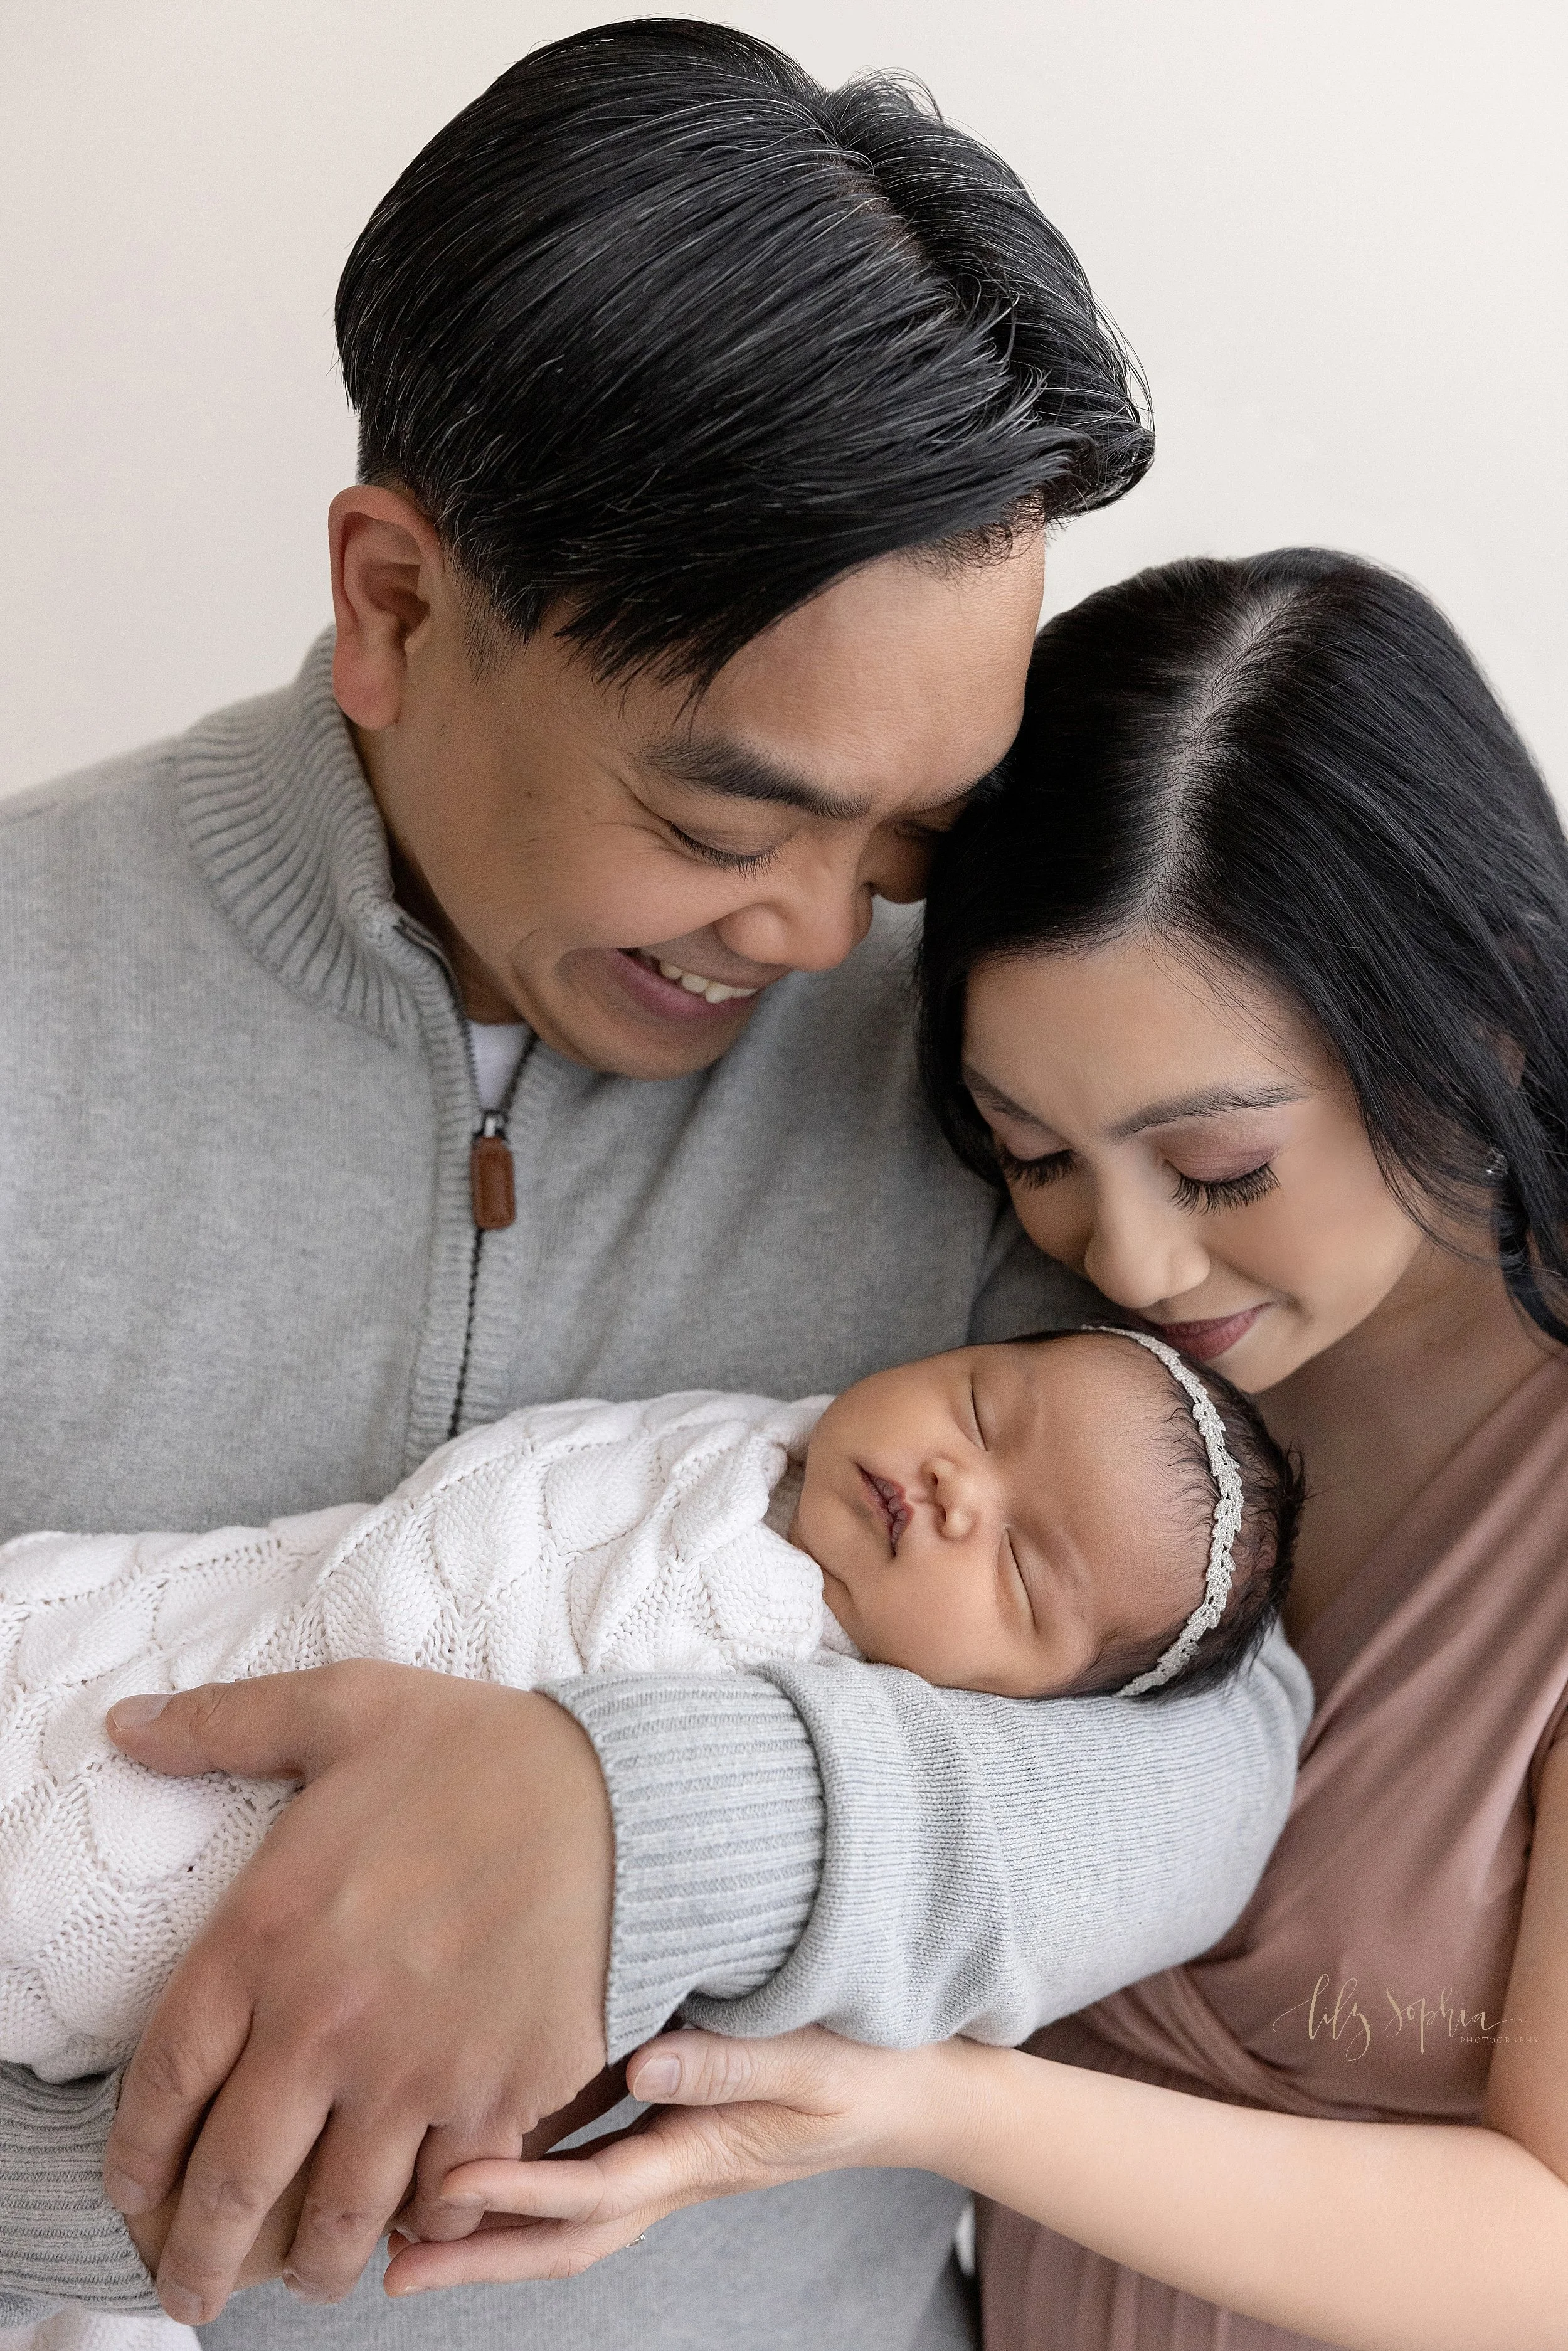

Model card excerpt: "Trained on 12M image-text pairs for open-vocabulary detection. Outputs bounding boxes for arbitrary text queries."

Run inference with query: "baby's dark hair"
[1023,1327,1305,1701]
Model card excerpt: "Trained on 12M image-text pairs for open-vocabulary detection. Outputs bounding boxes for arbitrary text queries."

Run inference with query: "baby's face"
[792,1334,1195,1697]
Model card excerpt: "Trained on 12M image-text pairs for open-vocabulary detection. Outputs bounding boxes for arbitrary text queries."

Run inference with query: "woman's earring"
[1485,1148,1509,1181]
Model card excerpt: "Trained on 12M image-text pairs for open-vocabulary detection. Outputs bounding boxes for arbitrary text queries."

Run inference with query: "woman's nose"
[1082,1192,1210,1313]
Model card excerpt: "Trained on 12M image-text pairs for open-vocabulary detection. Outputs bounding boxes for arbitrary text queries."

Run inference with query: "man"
[0,23,1308,2349]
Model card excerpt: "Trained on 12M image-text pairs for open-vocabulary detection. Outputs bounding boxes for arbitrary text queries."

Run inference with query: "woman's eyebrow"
[961,1065,1054,1126]
[1106,1083,1305,1141]
[963,1069,1305,1141]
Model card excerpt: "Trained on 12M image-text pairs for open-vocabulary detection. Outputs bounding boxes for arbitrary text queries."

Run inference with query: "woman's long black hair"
[919,549,1568,1344]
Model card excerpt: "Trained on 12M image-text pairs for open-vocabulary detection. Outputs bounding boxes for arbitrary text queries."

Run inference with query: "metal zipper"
[393,918,531,1438]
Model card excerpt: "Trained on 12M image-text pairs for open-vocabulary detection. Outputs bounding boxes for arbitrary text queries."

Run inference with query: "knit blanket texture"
[0,1391,832,2078]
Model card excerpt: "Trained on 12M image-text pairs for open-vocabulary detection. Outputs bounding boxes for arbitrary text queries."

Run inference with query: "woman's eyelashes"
[1169,1162,1279,1212]
[991,1132,1280,1213]
[992,1140,1074,1190]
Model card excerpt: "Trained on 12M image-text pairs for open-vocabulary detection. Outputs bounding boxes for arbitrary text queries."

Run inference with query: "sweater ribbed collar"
[175,630,420,1041]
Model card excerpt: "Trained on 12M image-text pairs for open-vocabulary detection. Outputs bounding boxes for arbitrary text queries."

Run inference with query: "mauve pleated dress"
[982,1354,1568,2351]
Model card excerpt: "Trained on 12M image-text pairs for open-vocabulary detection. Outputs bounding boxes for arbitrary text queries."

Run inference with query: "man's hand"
[102,1664,612,2327]
[124,2162,311,2295]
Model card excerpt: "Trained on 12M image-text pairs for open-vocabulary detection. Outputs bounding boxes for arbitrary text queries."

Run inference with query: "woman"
[381,549,1568,2349]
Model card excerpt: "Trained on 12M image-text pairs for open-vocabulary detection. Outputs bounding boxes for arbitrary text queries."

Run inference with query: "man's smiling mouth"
[603,949,770,1027]
[858,1467,910,1552]
[630,950,760,1004]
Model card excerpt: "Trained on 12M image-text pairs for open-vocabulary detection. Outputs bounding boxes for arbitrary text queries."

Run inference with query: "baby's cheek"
[870,1578,993,1687]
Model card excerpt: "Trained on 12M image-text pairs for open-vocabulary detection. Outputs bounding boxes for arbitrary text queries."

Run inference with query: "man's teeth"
[654,959,760,1006]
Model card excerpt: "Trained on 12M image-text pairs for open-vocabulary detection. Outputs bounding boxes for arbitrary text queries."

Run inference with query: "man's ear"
[328,484,449,731]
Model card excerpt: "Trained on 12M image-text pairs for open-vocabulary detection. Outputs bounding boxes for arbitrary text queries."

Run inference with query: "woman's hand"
[381,2027,956,2297]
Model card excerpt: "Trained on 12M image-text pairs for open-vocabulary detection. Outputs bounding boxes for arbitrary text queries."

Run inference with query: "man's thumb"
[105,1665,358,1779]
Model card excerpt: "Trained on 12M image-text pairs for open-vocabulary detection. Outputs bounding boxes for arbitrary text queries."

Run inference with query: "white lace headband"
[1086,1327,1247,1696]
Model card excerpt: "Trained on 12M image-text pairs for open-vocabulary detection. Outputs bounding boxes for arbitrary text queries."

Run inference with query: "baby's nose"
[926,1456,983,1540]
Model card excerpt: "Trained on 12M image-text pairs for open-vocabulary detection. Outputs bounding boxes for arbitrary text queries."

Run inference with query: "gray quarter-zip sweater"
[0,637,1310,2348]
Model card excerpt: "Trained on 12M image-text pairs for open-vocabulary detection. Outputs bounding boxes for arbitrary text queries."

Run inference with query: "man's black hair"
[335,18,1152,686]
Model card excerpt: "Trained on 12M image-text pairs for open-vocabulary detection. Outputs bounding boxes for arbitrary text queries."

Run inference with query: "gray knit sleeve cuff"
[0,2065,161,2318]
[543,1675,825,2059]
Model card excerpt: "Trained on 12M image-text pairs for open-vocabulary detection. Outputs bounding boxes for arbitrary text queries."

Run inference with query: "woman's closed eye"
[1170,1161,1279,1213]
[992,1140,1075,1190]
[993,1133,1279,1213]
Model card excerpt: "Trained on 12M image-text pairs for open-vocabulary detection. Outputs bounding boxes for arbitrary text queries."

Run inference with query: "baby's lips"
[856,1465,908,1549]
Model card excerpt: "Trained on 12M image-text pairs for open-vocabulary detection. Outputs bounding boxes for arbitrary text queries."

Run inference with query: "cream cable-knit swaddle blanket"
[0,1391,834,2083]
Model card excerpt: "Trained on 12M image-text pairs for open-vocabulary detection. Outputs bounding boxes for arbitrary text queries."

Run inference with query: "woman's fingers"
[626,2025,844,2113]
[435,2110,739,2230]
[435,2153,622,2224]
[401,2061,628,2244]
[386,2094,807,2296]
[385,2028,904,2299]
[383,2031,946,2300]
[386,2142,675,2294]
[386,2205,657,2294]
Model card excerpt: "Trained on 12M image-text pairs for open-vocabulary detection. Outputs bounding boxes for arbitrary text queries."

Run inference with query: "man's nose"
[1082,1189,1210,1312]
[716,870,876,975]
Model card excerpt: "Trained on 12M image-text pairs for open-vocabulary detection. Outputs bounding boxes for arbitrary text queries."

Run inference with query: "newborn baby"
[0,1328,1298,2083]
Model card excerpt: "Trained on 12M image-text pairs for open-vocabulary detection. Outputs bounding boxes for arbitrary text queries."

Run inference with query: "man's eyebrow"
[1106,1083,1305,1141]
[644,735,872,824]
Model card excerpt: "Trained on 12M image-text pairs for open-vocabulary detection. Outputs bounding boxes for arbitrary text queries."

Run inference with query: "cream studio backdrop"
[1,0,1564,801]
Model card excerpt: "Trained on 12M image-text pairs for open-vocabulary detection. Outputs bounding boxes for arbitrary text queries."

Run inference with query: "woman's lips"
[858,1467,910,1551]
[1149,1305,1268,1362]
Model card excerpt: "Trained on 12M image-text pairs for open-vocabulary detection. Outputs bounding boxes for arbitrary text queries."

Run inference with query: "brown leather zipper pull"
[470,1116,516,1230]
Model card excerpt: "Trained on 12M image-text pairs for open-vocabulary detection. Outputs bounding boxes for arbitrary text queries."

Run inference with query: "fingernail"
[103,2168,151,2214]
[157,2284,204,2325]
[635,2055,681,2098]
[109,1694,169,1731]
[283,2271,335,2305]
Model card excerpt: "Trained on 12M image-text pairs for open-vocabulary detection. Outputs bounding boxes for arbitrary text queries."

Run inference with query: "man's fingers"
[278,2115,424,2304]
[105,1663,384,1782]
[104,1966,253,2217]
[146,2062,334,2325]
